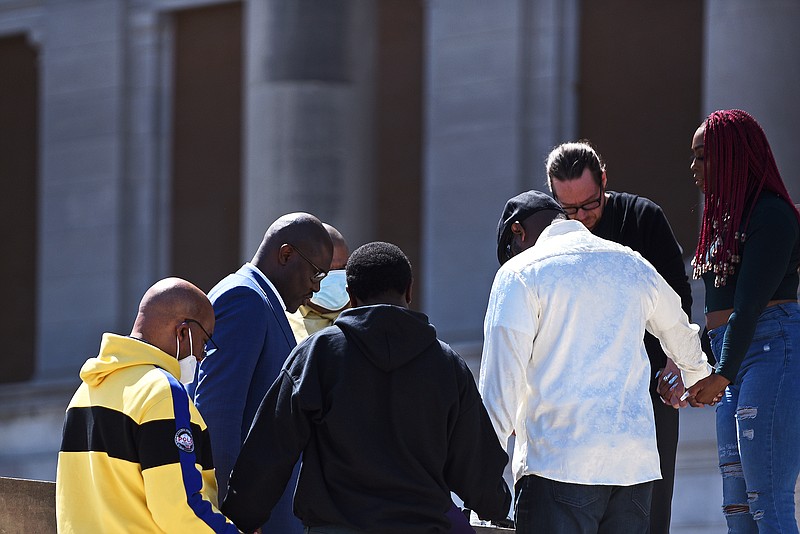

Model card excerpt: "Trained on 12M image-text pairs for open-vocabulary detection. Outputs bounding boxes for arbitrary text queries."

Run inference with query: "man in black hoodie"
[222,241,511,534]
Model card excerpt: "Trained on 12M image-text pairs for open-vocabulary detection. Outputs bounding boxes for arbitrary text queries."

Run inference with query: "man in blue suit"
[190,212,333,533]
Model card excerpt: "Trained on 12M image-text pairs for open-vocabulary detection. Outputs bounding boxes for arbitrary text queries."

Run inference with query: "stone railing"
[0,476,56,533]
[0,475,512,533]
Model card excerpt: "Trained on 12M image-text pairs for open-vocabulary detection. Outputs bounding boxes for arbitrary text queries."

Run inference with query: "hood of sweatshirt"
[333,304,438,372]
[79,333,180,387]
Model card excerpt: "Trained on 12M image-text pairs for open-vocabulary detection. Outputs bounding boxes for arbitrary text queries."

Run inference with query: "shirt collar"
[537,218,588,242]
[246,262,287,311]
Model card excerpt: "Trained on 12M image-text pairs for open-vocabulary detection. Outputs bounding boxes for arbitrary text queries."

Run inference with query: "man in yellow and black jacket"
[56,278,240,533]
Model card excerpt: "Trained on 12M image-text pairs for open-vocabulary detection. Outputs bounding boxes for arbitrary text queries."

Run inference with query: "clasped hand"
[656,359,726,408]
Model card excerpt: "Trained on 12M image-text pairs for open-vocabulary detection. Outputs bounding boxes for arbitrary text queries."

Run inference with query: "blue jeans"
[710,302,800,533]
[514,474,652,534]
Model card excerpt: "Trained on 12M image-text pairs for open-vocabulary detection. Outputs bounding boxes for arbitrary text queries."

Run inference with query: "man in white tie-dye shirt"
[480,190,711,534]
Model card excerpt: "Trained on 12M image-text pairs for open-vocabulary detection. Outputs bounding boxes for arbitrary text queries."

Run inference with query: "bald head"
[252,213,334,312]
[323,223,350,270]
[131,277,214,359]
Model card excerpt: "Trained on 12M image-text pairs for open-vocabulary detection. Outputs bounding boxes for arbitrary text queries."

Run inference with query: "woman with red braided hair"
[684,109,800,533]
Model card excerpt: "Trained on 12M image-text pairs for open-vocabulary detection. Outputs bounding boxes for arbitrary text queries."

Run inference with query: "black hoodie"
[222,304,510,533]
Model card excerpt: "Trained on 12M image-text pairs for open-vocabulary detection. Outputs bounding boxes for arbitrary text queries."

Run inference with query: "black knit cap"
[496,190,564,264]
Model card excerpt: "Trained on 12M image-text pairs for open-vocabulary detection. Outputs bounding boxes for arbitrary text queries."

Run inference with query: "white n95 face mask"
[179,354,198,385]
[310,269,349,311]
[176,327,198,385]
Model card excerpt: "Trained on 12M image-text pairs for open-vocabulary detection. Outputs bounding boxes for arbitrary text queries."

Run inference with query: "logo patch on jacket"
[175,428,194,453]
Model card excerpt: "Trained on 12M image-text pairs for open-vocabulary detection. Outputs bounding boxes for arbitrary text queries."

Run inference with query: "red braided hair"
[692,109,800,286]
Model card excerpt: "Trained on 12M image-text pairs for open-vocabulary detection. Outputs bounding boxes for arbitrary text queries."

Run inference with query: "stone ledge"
[0,476,56,533]
[0,473,514,533]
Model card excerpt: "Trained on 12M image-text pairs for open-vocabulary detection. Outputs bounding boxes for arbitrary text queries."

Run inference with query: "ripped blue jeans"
[710,303,800,533]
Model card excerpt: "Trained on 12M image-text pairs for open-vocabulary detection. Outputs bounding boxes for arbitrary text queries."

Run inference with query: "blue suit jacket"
[190,264,302,533]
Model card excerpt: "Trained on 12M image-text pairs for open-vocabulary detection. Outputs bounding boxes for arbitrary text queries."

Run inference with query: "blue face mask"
[310,269,349,311]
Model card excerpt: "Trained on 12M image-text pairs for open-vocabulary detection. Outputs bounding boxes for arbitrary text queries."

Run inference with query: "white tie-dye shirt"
[479,219,711,486]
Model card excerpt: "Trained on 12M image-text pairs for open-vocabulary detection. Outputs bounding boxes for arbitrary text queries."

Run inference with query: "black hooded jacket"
[222,304,510,533]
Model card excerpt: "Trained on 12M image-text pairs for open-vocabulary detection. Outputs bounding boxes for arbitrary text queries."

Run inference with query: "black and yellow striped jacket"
[56,333,239,533]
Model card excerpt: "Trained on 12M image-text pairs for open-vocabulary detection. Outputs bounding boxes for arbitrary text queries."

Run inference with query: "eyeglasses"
[182,319,220,356]
[558,187,604,215]
[286,244,328,282]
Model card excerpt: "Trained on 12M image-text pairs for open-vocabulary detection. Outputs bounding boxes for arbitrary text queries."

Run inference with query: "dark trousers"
[514,475,653,534]
[649,385,678,534]
[305,527,364,534]
[304,502,473,534]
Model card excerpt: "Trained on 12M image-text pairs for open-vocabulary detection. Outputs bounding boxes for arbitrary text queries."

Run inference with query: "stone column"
[37,0,128,379]
[703,0,800,198]
[421,0,579,354]
[241,0,377,256]
[121,7,170,331]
